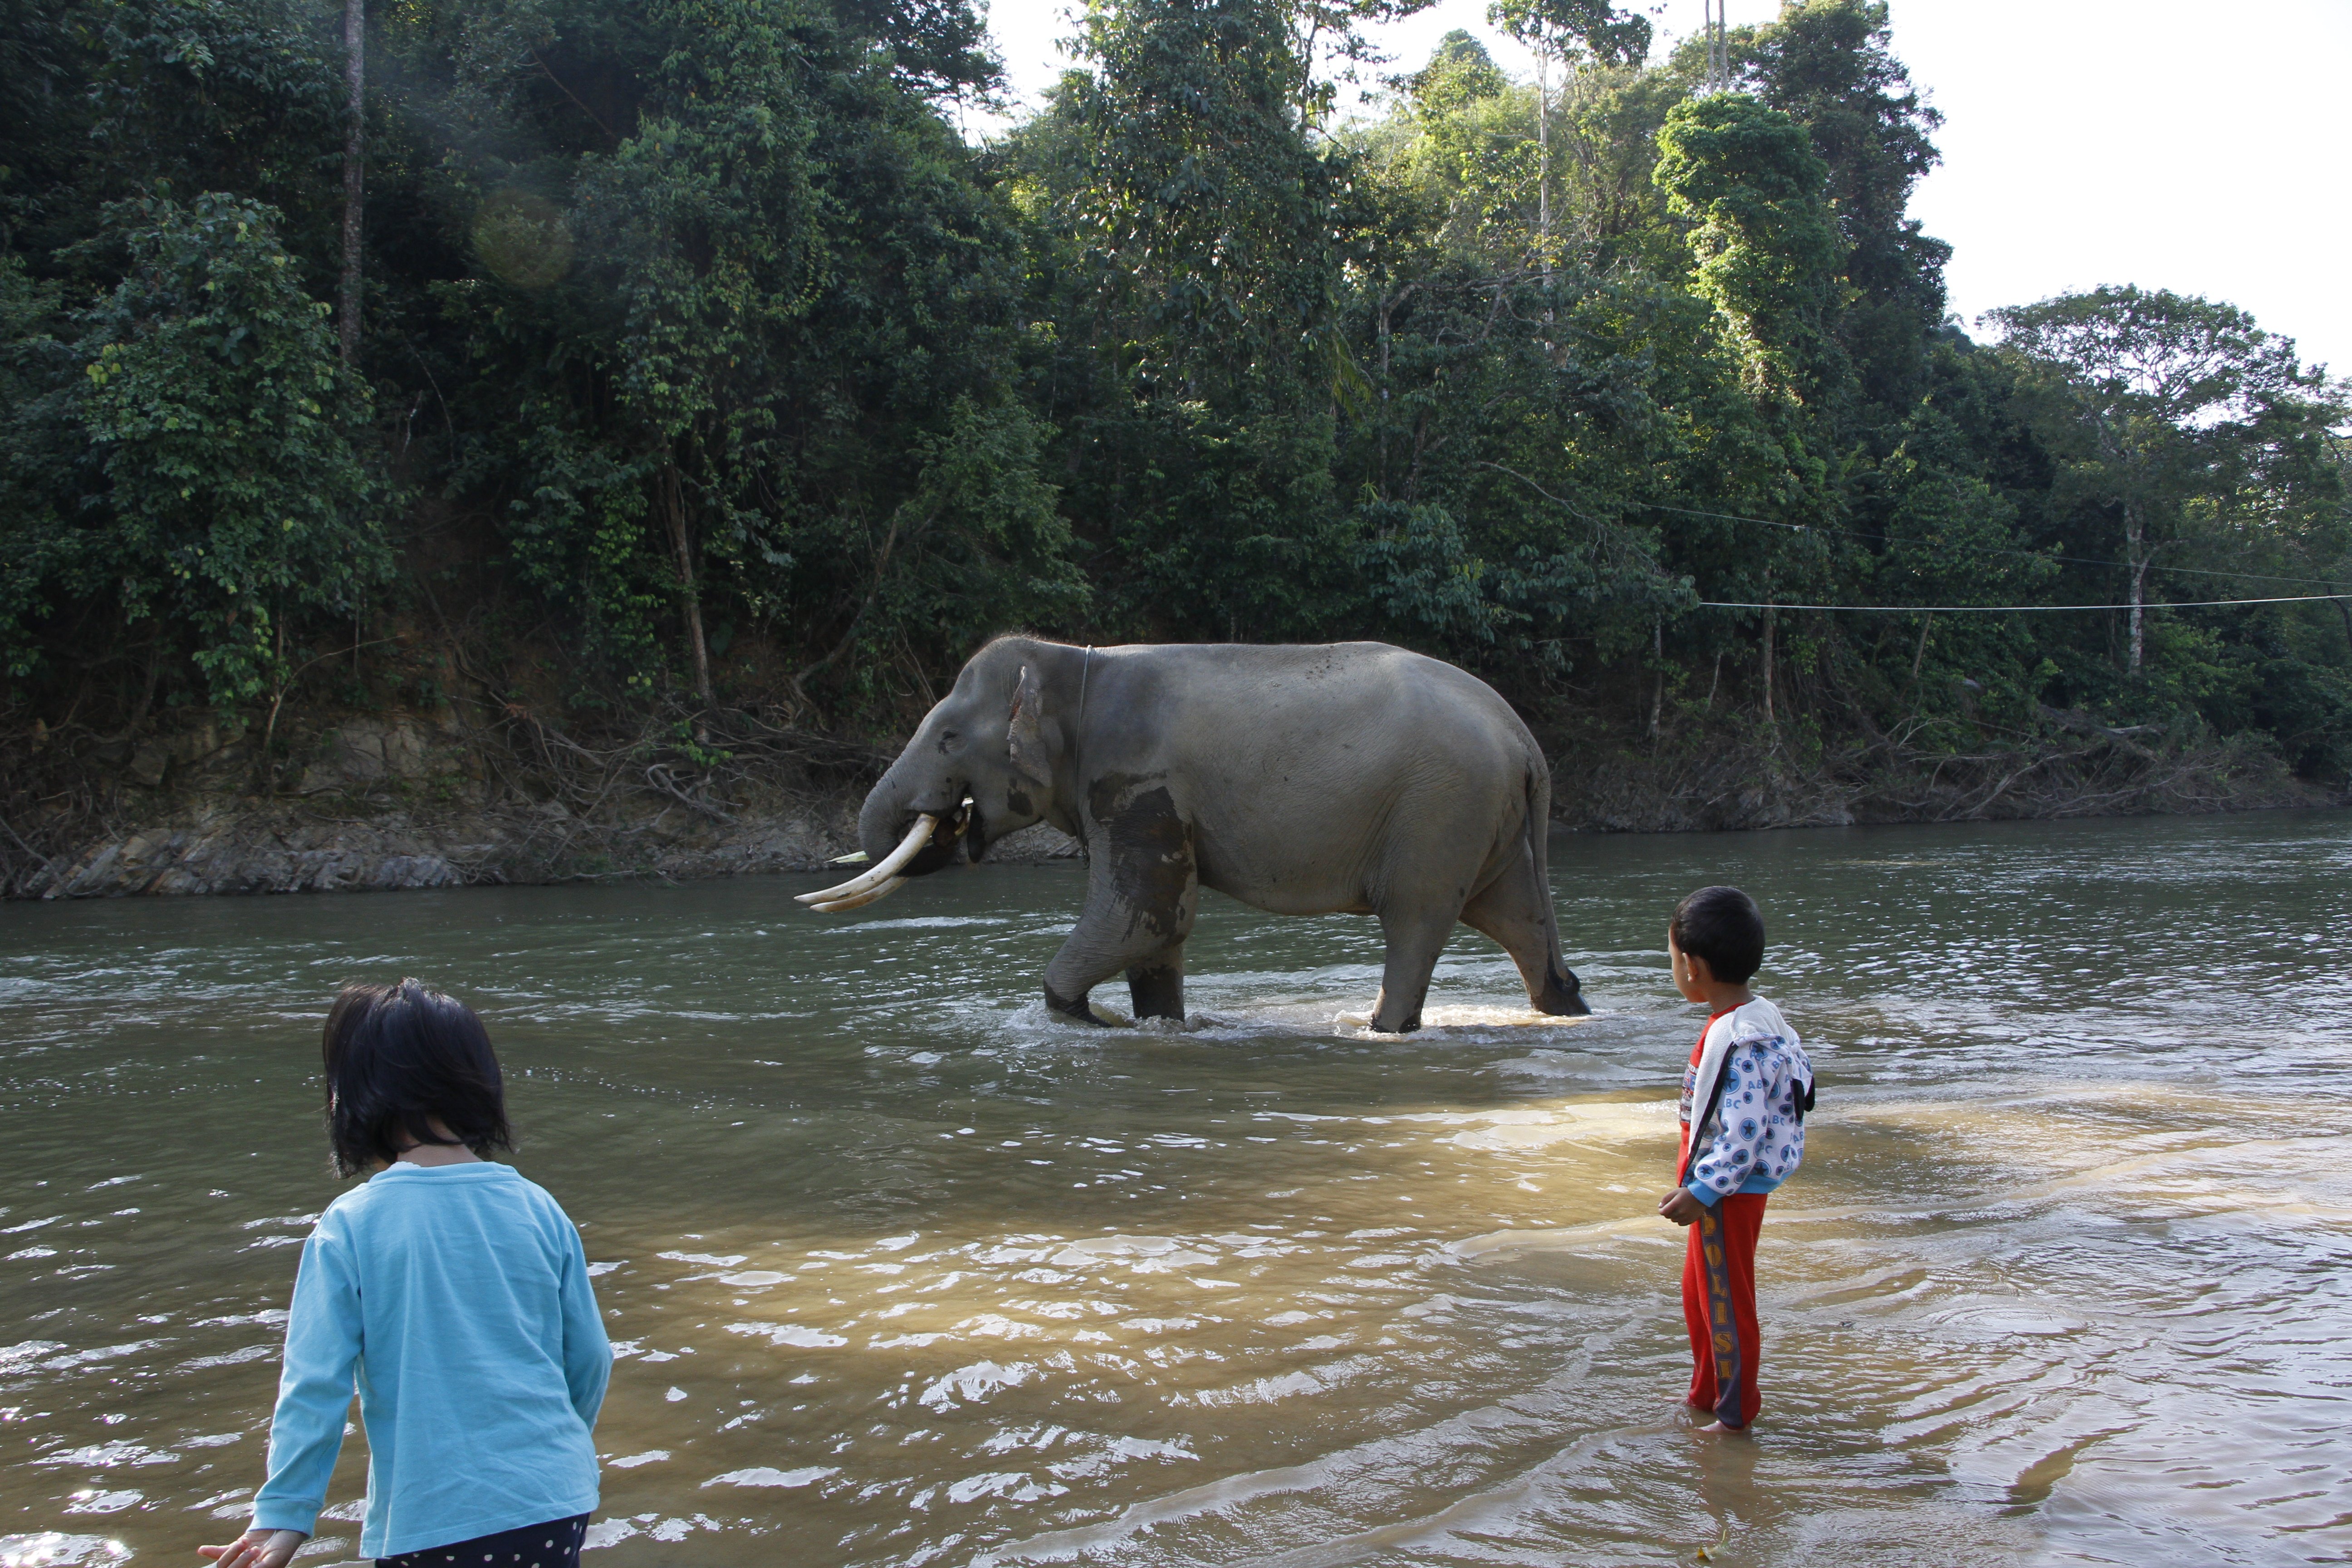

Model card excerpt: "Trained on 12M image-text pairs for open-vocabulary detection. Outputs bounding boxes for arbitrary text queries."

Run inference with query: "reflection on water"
[2,811,2348,1567]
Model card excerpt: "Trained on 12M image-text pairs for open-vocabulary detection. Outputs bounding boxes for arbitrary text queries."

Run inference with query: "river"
[2,812,2347,1568]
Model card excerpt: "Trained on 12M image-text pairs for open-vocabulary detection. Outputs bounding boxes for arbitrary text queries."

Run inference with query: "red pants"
[1681,1192,1766,1428]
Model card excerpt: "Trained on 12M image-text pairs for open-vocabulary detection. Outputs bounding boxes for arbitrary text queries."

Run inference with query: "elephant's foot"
[1125,962,1185,1024]
[1044,983,1120,1027]
[1367,985,1424,1034]
[1534,966,1590,1016]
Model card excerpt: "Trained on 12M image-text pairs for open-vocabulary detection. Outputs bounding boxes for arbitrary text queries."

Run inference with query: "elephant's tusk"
[796,813,938,905]
[826,849,871,866]
[810,876,905,912]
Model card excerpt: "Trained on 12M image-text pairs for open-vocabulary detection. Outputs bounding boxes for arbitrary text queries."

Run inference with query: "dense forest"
[2,0,2347,894]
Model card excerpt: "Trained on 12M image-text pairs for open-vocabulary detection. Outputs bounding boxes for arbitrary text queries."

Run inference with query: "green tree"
[1014,0,1365,639]
[1653,93,1843,404]
[1410,28,1506,113]
[1486,0,1651,70]
[407,0,1070,710]
[566,0,832,704]
[1989,286,2331,676]
[1742,0,1947,417]
[78,0,350,270]
[4,194,385,703]
[3,0,2346,811]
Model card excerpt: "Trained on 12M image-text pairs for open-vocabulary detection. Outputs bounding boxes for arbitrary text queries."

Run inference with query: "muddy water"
[2,813,2348,1568]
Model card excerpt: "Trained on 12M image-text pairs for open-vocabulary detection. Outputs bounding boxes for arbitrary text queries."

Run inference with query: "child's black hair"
[1670,885,1765,984]
[322,980,513,1176]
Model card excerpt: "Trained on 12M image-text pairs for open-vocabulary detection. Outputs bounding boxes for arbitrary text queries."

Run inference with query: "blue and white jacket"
[1679,996,1815,1206]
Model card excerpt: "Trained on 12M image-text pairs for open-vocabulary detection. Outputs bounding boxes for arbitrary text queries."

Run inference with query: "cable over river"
[2,812,2347,1567]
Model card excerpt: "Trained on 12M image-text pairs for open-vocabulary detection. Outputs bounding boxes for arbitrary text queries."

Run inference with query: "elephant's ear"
[1008,664,1053,788]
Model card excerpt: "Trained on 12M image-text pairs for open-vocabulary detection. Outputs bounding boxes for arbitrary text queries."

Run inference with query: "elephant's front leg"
[1043,791,1198,1025]
[1125,946,1186,1022]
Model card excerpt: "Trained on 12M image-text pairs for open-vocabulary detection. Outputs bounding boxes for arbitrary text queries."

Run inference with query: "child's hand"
[198,1529,307,1568]
[1657,1187,1708,1226]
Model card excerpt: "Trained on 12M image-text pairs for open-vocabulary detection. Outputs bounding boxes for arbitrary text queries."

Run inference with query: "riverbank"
[1547,709,2334,831]
[3,696,2333,899]
[0,706,1084,899]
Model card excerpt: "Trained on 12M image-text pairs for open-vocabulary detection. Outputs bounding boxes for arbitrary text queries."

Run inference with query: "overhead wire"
[1700,593,2350,613]
[1464,475,2349,614]
[1632,501,2349,591]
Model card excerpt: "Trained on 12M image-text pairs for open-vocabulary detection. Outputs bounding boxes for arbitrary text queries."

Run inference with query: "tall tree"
[18,195,385,704]
[1653,93,1843,405]
[1487,0,1651,69]
[1989,286,2324,675]
[1487,0,1653,270]
[338,0,364,362]
[1024,0,1366,639]
[1742,0,1946,419]
[419,0,1072,709]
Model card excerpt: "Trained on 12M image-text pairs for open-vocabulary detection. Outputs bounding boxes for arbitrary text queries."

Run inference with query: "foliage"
[3,194,385,702]
[1987,286,2344,676]
[413,0,1069,704]
[0,0,2344,802]
[1739,0,1948,414]
[1653,93,1843,403]
[1003,0,1366,642]
[1486,0,1650,70]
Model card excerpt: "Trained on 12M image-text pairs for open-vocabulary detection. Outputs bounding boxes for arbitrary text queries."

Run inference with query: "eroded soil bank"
[2,699,2334,898]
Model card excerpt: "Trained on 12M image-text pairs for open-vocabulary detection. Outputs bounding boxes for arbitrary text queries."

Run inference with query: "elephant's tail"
[1522,755,1555,940]
[1523,751,1587,1014]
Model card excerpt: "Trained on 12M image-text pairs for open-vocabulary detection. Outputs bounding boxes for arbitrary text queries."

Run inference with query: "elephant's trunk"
[858,765,919,863]
[800,763,974,913]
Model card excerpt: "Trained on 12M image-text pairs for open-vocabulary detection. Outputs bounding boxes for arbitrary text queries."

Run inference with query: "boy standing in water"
[1657,886,1813,1433]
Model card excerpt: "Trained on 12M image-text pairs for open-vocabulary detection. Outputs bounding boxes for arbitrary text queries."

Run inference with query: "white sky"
[972,0,2352,378]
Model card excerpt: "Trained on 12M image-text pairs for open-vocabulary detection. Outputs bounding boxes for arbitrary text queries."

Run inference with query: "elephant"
[799,636,1589,1033]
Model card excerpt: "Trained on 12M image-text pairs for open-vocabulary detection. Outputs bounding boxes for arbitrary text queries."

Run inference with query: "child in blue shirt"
[200,980,608,1568]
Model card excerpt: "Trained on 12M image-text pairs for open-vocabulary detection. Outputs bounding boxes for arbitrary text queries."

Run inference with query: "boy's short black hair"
[322,980,512,1176]
[1670,885,1765,984]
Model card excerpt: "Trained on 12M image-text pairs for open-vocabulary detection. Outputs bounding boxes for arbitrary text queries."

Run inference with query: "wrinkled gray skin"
[854,636,1588,1033]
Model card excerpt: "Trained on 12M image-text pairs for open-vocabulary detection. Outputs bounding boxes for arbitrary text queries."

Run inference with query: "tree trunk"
[1760,573,1776,727]
[1648,617,1663,739]
[1907,609,1934,693]
[663,459,714,707]
[2124,500,2147,674]
[338,0,364,364]
[1535,40,1549,282]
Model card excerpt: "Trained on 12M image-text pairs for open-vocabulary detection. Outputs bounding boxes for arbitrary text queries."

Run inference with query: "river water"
[2,812,2347,1568]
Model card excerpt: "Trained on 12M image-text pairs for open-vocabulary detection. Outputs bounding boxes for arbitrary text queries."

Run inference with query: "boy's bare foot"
[1695,1420,1751,1436]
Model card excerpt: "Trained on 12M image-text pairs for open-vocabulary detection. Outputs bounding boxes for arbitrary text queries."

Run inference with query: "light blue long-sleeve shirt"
[250,1161,608,1558]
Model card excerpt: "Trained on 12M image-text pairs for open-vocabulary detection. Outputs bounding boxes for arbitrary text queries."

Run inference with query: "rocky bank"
[5,707,1081,899]
[4,700,2333,900]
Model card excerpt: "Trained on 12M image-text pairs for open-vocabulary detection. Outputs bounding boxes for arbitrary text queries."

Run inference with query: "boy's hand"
[1657,1187,1708,1226]
[199,1529,307,1568]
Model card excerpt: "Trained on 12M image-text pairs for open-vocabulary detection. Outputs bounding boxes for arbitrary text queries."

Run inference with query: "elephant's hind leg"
[1370,906,1458,1033]
[1459,841,1587,1016]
